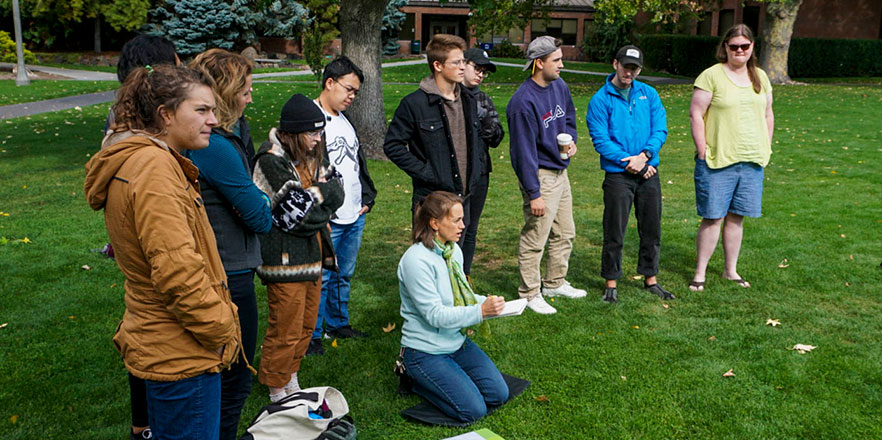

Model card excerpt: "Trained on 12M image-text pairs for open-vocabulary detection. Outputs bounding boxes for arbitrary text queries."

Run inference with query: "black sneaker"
[305,338,324,356]
[602,287,618,303]
[131,428,152,440]
[645,283,675,300]
[327,325,368,339]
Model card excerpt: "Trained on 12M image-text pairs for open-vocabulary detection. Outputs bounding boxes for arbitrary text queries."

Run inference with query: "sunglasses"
[727,43,752,52]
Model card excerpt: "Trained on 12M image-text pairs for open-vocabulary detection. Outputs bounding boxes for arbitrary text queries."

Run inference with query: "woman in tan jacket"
[84,64,242,440]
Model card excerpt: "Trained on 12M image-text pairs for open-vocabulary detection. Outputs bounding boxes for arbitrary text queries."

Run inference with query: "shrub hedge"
[638,34,882,78]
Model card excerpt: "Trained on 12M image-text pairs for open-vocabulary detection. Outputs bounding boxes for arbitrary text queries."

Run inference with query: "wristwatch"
[641,149,653,160]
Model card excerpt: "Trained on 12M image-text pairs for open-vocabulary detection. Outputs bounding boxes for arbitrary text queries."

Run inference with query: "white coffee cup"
[556,133,572,160]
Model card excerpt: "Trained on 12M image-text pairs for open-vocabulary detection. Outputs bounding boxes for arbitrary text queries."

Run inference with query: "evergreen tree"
[381,0,407,56]
[145,0,261,56]
[261,0,312,39]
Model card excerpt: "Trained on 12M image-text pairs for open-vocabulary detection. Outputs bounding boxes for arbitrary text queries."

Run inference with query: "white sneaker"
[527,295,557,314]
[542,281,587,298]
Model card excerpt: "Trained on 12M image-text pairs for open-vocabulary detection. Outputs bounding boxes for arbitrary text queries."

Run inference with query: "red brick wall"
[793,0,882,39]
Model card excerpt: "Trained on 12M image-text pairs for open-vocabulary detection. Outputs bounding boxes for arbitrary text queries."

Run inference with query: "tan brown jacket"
[84,132,241,381]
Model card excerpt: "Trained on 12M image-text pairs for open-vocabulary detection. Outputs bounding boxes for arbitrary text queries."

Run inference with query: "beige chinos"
[517,168,575,298]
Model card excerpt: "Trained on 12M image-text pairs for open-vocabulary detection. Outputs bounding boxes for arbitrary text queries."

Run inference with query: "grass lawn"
[1,81,881,439]
[0,80,118,106]
[795,77,882,85]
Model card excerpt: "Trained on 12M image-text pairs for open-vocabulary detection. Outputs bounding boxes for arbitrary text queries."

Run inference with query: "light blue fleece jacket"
[586,74,668,173]
[398,242,486,354]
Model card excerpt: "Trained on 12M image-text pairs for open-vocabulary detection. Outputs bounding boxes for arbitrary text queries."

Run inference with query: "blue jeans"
[145,373,221,440]
[314,214,365,339]
[403,339,509,423]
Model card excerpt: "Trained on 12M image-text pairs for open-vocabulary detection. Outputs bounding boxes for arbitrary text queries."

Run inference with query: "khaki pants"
[518,168,575,298]
[259,280,321,388]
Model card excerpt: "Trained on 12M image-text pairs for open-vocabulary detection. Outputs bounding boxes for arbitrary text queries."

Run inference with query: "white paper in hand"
[484,298,528,320]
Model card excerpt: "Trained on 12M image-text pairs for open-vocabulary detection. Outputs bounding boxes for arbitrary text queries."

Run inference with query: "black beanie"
[279,94,326,133]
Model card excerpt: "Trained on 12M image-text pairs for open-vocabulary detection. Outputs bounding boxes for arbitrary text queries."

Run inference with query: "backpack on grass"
[241,386,356,440]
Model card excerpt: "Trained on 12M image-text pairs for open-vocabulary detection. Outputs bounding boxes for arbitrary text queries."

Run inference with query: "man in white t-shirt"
[307,56,377,355]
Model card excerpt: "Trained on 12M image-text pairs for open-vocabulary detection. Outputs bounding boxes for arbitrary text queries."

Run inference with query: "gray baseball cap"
[523,36,560,71]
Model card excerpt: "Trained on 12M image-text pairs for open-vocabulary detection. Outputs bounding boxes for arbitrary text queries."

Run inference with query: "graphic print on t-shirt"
[327,135,360,174]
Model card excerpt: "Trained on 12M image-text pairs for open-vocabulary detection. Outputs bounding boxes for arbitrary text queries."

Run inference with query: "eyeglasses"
[333,79,360,97]
[445,59,466,67]
[305,129,324,139]
[727,43,752,52]
[469,63,491,77]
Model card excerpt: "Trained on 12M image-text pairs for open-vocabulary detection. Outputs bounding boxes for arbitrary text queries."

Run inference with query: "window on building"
[743,6,760,35]
[697,12,712,36]
[531,18,578,45]
[719,9,735,35]
[482,26,525,44]
[399,13,415,40]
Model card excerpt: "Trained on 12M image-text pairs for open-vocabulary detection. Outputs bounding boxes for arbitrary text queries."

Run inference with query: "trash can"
[411,40,421,55]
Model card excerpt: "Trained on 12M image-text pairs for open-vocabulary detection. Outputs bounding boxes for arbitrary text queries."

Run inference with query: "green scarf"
[434,238,490,337]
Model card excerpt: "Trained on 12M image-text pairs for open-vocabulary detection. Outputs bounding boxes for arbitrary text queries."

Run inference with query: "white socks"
[269,372,301,402]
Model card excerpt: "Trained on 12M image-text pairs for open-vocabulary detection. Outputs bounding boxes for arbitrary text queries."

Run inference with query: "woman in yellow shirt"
[688,24,774,291]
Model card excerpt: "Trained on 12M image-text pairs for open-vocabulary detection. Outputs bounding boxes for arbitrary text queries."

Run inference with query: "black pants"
[220,271,259,440]
[129,373,149,428]
[462,173,489,275]
[601,172,662,280]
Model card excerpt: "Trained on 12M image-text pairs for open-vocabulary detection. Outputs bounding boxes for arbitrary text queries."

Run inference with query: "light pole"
[12,0,30,86]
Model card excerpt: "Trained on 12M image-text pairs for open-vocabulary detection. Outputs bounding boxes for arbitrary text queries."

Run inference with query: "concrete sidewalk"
[493,61,691,85]
[0,63,117,81]
[0,91,116,120]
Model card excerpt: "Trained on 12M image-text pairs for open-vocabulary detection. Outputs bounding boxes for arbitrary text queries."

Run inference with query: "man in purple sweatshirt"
[507,36,587,315]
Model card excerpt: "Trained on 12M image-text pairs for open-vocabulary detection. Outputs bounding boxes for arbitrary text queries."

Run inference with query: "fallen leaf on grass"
[632,325,639,329]
[766,319,781,327]
[722,369,735,377]
[382,322,396,333]
[10,414,18,424]
[331,339,338,348]
[845,282,851,287]
[81,265,91,271]
[662,303,669,309]
[534,395,549,402]
[620,375,627,381]
[840,234,846,238]
[0,323,7,329]
[777,259,789,268]
[790,344,816,354]
[69,316,76,320]
[630,275,643,280]
[708,336,716,341]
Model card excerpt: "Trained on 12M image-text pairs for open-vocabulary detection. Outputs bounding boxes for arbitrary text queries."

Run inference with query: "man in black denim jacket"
[383,35,484,253]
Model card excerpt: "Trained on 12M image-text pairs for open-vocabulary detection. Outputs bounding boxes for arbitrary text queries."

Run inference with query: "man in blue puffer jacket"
[586,45,674,304]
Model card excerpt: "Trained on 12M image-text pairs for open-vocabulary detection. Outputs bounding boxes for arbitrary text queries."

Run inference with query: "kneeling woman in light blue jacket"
[397,191,508,423]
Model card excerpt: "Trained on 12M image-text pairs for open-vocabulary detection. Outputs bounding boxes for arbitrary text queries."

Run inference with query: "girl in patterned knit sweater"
[252,94,344,402]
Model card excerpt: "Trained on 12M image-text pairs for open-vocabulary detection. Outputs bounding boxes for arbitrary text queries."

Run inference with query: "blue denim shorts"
[694,159,764,219]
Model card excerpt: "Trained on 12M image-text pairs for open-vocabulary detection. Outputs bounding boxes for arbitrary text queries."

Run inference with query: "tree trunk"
[340,0,389,160]
[93,17,102,54]
[759,0,802,84]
